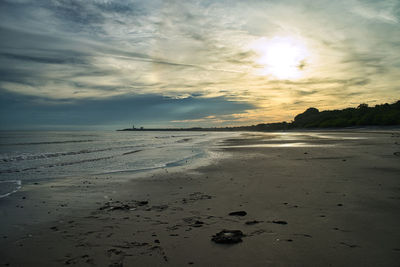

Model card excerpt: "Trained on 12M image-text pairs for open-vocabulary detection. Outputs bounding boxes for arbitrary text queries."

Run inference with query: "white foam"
[0,180,22,198]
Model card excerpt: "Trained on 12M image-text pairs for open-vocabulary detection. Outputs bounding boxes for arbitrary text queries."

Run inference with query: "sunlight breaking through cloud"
[0,0,399,128]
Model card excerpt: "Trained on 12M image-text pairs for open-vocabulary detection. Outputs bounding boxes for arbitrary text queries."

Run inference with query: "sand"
[1,130,400,266]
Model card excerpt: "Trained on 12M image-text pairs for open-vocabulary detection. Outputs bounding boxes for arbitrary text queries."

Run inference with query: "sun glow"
[252,37,309,80]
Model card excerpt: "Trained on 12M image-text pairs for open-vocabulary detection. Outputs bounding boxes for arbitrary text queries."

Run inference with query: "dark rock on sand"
[99,201,132,211]
[229,211,247,216]
[191,220,204,227]
[245,220,262,225]
[182,192,213,204]
[109,262,123,267]
[340,242,359,248]
[99,200,151,211]
[271,220,288,225]
[211,230,244,244]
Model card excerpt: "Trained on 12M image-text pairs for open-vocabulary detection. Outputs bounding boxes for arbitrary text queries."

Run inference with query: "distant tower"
[132,124,135,129]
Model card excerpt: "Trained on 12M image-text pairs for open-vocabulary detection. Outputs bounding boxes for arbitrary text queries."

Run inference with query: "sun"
[252,37,309,80]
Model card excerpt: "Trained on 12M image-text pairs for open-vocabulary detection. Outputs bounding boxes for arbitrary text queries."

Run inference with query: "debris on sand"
[211,230,244,244]
[229,211,247,216]
[101,204,131,211]
[245,220,262,225]
[182,192,213,204]
[138,201,149,206]
[98,200,149,211]
[183,217,205,227]
[340,242,359,248]
[191,220,204,227]
[271,220,288,225]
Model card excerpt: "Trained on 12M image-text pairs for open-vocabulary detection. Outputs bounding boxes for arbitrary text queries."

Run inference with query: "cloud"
[351,0,399,24]
[0,90,254,130]
[0,0,399,128]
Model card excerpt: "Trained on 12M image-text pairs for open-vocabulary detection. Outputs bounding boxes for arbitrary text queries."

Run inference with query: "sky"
[0,0,399,130]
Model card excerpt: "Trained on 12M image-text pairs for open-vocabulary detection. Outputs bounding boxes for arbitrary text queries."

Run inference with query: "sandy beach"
[1,130,400,266]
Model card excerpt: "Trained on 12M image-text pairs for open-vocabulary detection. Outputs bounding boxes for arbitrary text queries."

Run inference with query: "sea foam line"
[0,180,22,199]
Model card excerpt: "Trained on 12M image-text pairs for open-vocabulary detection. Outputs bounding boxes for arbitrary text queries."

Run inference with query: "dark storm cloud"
[0,52,87,65]
[0,90,254,129]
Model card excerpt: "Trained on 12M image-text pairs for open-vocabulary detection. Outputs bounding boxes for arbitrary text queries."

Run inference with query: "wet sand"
[1,130,400,266]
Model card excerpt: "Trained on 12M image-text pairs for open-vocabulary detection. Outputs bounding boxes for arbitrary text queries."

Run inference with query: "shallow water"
[0,131,233,198]
[221,132,369,148]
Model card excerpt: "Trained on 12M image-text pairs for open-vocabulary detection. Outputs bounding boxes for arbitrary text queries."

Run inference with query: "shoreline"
[1,130,400,266]
[117,125,400,133]
[0,132,235,243]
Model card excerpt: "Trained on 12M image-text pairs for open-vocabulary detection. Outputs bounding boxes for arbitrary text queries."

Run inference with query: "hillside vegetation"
[229,100,400,131]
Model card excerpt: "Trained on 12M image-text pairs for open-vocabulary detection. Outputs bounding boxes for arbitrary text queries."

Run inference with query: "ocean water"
[0,131,233,198]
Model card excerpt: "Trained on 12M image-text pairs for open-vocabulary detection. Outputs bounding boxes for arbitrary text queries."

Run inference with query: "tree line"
[120,100,400,131]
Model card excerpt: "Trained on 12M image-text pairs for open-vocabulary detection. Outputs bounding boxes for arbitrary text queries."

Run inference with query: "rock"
[191,220,204,227]
[182,192,213,204]
[211,230,244,244]
[245,220,261,225]
[229,211,247,216]
[110,205,131,211]
[151,205,168,211]
[99,200,151,211]
[99,202,132,211]
[272,220,288,225]
[109,262,123,267]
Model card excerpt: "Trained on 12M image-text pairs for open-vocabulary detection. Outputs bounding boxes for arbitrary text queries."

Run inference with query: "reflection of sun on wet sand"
[1,130,400,266]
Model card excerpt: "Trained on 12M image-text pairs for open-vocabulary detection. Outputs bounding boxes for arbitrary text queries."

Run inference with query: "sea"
[0,131,235,198]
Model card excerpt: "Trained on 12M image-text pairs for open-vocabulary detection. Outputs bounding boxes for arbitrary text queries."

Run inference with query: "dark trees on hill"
[292,101,400,128]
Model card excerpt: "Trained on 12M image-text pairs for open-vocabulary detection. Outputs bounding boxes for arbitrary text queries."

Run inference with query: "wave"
[0,155,115,174]
[1,146,144,162]
[99,152,204,175]
[154,134,206,139]
[0,180,22,199]
[98,164,166,175]
[1,139,94,146]
[1,149,100,162]
[0,149,144,174]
